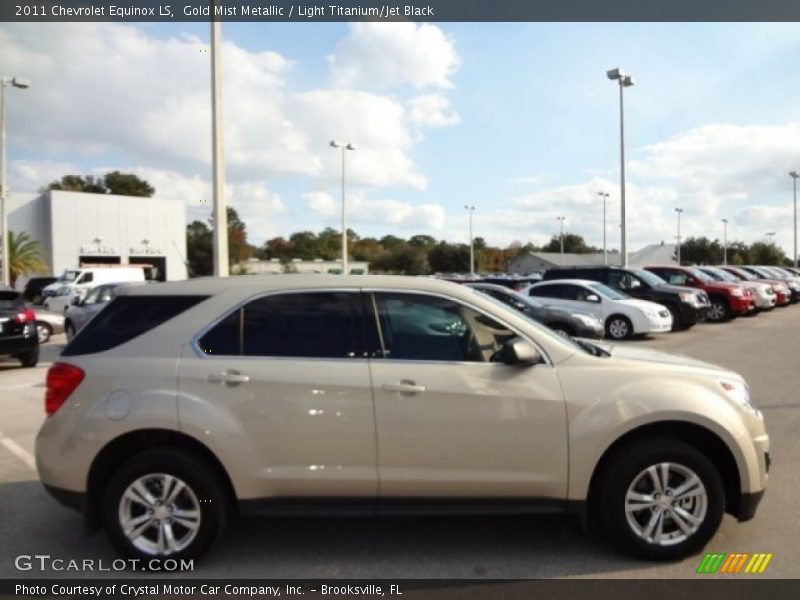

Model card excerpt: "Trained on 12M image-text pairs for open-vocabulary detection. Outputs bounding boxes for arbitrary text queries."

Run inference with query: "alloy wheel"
[608,319,629,339]
[624,462,708,546]
[118,473,201,556]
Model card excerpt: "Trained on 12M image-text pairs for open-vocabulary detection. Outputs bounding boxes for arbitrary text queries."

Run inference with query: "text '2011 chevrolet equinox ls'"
[35,275,770,562]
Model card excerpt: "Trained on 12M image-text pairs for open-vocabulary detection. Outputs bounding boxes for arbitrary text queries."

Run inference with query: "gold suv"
[35,275,770,561]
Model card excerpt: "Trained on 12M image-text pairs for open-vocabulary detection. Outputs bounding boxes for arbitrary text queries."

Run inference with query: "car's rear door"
[177,290,378,500]
[366,290,568,501]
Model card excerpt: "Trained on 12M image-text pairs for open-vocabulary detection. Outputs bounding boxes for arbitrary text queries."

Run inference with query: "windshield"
[589,282,628,300]
[630,269,666,287]
[751,266,780,279]
[729,268,755,281]
[469,288,593,355]
[702,267,737,282]
[58,270,80,283]
[687,267,714,283]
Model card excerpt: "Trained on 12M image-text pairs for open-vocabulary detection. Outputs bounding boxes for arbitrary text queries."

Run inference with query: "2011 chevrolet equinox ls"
[35,275,770,561]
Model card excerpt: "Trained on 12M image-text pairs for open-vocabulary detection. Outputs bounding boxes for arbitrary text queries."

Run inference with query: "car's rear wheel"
[598,437,724,560]
[605,315,633,340]
[18,350,39,368]
[36,322,52,344]
[549,323,575,338]
[102,449,229,562]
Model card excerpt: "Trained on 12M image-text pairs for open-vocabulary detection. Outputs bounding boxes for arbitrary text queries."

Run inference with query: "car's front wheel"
[102,449,229,562]
[598,437,724,560]
[708,297,732,322]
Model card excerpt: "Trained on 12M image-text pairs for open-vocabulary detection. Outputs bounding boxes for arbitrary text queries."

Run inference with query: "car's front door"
[178,291,377,499]
[367,291,568,500]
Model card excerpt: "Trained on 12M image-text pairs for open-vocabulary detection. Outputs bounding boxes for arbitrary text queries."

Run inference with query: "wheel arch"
[585,420,742,523]
[85,428,237,531]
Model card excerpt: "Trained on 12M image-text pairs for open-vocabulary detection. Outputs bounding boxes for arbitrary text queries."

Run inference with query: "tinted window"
[0,291,24,312]
[198,292,365,359]
[81,286,104,306]
[529,284,569,299]
[373,293,515,362]
[62,296,207,356]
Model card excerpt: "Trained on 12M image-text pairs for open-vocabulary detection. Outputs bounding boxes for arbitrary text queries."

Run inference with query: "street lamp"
[721,219,728,266]
[0,75,30,287]
[464,205,475,275]
[766,231,776,244]
[607,68,635,267]
[598,192,610,265]
[210,15,229,277]
[330,140,356,275]
[557,216,566,265]
[790,171,799,268]
[675,207,684,264]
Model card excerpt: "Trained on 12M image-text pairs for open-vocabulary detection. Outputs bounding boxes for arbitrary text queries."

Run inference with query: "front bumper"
[678,302,711,325]
[730,296,752,313]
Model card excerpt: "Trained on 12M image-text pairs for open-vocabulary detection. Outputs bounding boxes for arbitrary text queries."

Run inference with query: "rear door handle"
[382,380,426,395]
[207,370,250,386]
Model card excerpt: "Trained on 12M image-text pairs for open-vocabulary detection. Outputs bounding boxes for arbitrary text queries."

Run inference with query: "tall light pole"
[675,207,684,264]
[722,218,728,266]
[330,141,356,275]
[210,14,229,277]
[607,68,635,267]
[598,192,610,265]
[557,216,566,265]
[0,75,30,288]
[766,231,776,245]
[790,171,799,268]
[464,205,475,275]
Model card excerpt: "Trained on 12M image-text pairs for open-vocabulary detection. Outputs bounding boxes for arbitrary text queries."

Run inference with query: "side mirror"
[71,296,81,306]
[500,337,542,366]
[586,294,601,303]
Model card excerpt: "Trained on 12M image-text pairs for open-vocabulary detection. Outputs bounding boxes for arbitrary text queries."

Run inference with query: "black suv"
[0,290,39,367]
[22,276,57,305]
[541,266,711,330]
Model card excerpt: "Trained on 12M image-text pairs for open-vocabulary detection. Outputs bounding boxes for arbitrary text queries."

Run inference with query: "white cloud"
[328,22,459,90]
[407,94,460,128]
[305,191,446,231]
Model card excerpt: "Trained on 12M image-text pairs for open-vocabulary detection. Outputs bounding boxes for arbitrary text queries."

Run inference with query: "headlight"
[642,308,659,319]
[53,287,70,297]
[718,379,758,414]
[730,287,744,297]
[678,291,694,302]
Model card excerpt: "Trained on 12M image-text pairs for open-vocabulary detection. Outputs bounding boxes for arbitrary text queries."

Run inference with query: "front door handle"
[207,370,250,386]
[382,380,426,395]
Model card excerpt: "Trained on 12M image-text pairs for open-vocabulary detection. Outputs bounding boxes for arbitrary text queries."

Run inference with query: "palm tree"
[7,231,48,288]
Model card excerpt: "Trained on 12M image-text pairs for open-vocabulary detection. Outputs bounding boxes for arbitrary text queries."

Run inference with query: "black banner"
[2,580,800,600]
[3,0,800,23]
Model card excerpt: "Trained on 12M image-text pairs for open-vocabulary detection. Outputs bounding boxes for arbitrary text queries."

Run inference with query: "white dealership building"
[7,190,188,283]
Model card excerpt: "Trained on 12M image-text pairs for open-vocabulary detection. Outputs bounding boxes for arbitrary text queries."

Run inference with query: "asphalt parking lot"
[1,308,798,580]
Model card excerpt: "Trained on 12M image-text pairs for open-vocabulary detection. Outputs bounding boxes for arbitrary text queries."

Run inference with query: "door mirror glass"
[500,337,542,366]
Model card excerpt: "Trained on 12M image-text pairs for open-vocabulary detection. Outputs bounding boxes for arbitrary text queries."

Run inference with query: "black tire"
[549,323,575,338]
[102,448,229,562]
[65,321,76,341]
[665,305,685,332]
[605,315,633,340]
[597,437,725,560]
[18,350,39,368]
[708,297,732,322]
[36,322,52,344]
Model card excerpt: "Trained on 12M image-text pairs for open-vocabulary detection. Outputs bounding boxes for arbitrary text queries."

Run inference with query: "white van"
[42,267,146,314]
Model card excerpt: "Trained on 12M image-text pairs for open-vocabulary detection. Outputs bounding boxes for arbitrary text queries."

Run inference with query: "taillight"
[14,309,36,323]
[45,362,85,416]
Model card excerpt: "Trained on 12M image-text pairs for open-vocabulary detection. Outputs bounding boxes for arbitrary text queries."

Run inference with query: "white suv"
[36,275,769,562]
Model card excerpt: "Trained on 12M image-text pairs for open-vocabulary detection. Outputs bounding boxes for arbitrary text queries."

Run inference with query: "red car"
[644,265,753,322]
[719,266,791,307]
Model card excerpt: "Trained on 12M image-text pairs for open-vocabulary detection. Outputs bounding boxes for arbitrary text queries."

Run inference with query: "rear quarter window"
[61,295,208,356]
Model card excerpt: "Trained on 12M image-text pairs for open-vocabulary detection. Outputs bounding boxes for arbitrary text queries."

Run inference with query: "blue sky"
[3,21,800,256]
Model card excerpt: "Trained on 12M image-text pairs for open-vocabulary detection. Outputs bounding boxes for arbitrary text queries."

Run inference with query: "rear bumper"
[0,334,38,357]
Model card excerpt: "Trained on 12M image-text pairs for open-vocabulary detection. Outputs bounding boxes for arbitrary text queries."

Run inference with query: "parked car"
[466,282,604,338]
[0,290,39,367]
[696,267,776,312]
[541,266,711,330]
[644,265,753,322]
[36,275,769,562]
[22,276,57,305]
[521,279,673,340]
[35,310,66,344]
[718,266,791,307]
[739,266,800,303]
[64,282,147,340]
[43,266,147,314]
